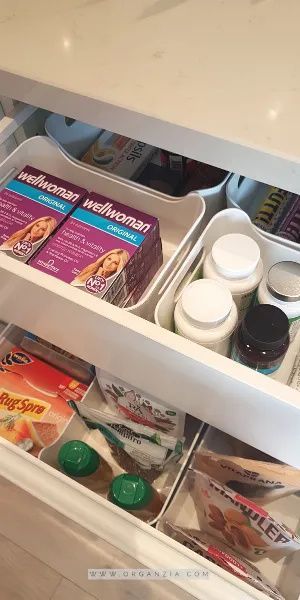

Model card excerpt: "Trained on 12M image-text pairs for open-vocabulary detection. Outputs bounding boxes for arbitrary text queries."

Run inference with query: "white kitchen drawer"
[0,432,272,600]
[0,137,299,468]
[0,476,198,600]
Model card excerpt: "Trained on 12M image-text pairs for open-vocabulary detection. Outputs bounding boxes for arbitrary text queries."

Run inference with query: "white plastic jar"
[203,233,263,321]
[257,261,300,342]
[174,279,238,356]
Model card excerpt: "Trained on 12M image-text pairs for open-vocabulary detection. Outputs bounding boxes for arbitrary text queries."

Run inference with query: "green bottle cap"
[58,440,100,477]
[109,474,153,510]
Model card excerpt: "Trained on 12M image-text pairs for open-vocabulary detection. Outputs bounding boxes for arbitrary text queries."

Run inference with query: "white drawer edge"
[0,439,264,600]
[0,250,299,467]
[0,102,37,145]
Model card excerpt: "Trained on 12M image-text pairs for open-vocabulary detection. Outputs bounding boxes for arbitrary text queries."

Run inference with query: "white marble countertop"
[1,0,300,190]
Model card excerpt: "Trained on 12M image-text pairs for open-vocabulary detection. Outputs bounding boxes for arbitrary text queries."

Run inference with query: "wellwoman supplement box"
[29,192,161,301]
[0,165,87,261]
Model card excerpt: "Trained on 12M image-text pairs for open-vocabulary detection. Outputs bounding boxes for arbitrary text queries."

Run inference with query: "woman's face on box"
[102,253,120,275]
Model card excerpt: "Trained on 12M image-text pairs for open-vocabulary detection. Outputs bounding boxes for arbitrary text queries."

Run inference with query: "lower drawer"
[0,435,265,600]
[0,476,195,600]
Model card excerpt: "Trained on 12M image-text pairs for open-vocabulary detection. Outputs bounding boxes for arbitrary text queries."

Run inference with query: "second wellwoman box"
[30,191,161,301]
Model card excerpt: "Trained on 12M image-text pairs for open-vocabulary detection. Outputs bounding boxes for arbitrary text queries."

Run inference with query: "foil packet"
[193,470,300,560]
[165,522,284,600]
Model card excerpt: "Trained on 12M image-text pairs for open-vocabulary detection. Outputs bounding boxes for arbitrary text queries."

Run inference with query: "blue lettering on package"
[6,180,71,214]
[72,208,145,246]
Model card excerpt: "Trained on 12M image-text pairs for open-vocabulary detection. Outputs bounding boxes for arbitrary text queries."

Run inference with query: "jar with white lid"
[203,233,263,321]
[257,261,300,343]
[174,279,238,356]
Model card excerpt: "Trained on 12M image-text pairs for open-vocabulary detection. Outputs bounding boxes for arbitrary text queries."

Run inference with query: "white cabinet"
[0,3,299,596]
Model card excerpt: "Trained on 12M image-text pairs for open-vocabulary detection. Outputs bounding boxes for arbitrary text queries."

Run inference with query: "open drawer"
[0,138,299,468]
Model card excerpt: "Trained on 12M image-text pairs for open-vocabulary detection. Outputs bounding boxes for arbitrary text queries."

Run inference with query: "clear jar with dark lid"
[108,473,163,520]
[231,304,290,374]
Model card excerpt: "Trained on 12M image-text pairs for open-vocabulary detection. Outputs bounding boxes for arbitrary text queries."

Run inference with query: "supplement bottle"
[58,440,112,493]
[231,304,289,374]
[174,279,238,356]
[108,473,163,520]
[203,234,263,321]
[257,261,300,342]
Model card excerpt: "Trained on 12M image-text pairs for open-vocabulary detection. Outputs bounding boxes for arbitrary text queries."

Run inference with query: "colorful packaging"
[73,404,171,470]
[194,450,300,504]
[96,369,185,449]
[111,239,163,307]
[0,347,88,456]
[277,197,300,243]
[29,192,160,301]
[252,188,293,233]
[193,470,300,560]
[0,165,87,261]
[165,523,284,600]
[81,131,155,180]
[20,332,95,384]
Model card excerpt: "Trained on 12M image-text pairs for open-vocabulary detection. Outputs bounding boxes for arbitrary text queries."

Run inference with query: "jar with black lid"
[231,304,290,375]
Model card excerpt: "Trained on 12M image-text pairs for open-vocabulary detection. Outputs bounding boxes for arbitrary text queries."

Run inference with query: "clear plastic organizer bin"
[155,209,300,466]
[45,113,231,219]
[0,323,203,527]
[157,426,300,600]
[0,136,205,320]
[226,175,299,252]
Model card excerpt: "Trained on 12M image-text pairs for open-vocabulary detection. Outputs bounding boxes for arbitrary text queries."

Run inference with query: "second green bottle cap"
[109,474,153,510]
[58,440,100,477]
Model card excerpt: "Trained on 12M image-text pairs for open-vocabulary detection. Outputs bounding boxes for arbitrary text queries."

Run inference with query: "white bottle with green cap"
[257,261,300,343]
[58,440,112,493]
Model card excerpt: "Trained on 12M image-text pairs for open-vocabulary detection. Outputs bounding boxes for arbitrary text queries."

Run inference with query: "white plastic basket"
[45,113,231,219]
[0,323,204,526]
[226,175,299,251]
[155,208,300,388]
[0,136,206,320]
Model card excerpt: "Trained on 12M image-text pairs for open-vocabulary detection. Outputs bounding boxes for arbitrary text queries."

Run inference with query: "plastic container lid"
[181,279,233,328]
[109,474,153,510]
[267,261,300,302]
[58,440,100,477]
[212,234,260,279]
[241,304,289,351]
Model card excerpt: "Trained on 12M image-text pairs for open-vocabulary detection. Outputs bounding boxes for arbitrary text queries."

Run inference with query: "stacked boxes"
[0,165,87,261]
[29,191,163,305]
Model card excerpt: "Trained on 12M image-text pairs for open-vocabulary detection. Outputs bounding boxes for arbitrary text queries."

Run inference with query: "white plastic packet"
[96,368,185,450]
[194,450,300,503]
[73,402,183,472]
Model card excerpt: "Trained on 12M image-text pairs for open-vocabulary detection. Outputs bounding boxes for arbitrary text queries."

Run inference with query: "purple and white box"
[0,165,87,262]
[30,191,161,301]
